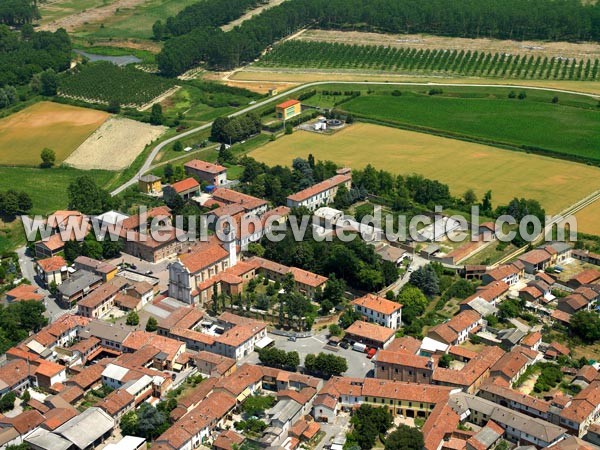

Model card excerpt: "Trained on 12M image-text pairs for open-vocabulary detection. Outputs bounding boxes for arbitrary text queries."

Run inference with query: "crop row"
[258,41,600,81]
[59,62,176,106]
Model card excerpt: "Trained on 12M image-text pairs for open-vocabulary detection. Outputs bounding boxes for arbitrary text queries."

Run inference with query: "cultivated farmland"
[59,61,175,106]
[338,89,600,163]
[64,117,167,171]
[0,101,109,166]
[258,41,600,81]
[249,123,600,214]
[575,201,600,236]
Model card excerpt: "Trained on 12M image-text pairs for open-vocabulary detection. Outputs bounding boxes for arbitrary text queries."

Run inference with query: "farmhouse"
[352,293,402,329]
[518,248,554,274]
[286,170,352,211]
[275,99,301,120]
[482,263,523,286]
[184,160,228,186]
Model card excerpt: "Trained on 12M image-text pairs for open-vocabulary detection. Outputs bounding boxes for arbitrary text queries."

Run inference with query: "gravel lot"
[64,117,167,170]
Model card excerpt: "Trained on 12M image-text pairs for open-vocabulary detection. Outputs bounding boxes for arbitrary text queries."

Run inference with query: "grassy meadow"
[249,123,600,214]
[340,88,600,163]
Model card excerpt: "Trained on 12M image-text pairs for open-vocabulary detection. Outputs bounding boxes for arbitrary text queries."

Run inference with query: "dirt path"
[221,0,287,31]
[298,29,600,60]
[39,0,149,32]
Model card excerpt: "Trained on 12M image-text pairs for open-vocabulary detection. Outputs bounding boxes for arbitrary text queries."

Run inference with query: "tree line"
[0,25,71,87]
[210,113,262,144]
[0,0,39,26]
[156,0,600,75]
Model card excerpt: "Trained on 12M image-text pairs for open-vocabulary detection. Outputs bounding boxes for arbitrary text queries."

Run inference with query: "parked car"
[340,341,350,349]
[366,348,377,359]
[287,336,297,342]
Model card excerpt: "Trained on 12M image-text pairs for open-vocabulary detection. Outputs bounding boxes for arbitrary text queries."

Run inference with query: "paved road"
[109,80,600,197]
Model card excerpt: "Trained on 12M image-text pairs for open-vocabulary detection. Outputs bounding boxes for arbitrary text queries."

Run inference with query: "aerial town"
[0,0,600,450]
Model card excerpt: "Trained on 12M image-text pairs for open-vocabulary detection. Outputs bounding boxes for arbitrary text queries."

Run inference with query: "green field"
[0,167,116,215]
[73,0,199,41]
[39,0,116,25]
[337,87,600,163]
[249,122,600,214]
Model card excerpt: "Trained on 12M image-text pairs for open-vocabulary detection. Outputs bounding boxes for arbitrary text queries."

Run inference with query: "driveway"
[316,414,350,450]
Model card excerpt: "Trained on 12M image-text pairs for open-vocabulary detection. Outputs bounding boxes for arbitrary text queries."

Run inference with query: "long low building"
[449,393,567,448]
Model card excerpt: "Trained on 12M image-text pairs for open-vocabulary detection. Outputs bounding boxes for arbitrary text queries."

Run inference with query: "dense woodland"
[0,25,71,87]
[156,0,600,75]
[0,0,39,26]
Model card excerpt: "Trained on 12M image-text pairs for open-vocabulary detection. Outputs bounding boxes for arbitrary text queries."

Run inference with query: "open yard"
[249,123,600,214]
[0,102,109,166]
[64,117,167,170]
[575,200,600,236]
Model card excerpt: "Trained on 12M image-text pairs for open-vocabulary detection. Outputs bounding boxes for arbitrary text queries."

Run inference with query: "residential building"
[184,160,227,186]
[352,293,402,329]
[57,271,103,308]
[482,262,523,286]
[73,257,118,282]
[344,320,395,349]
[559,381,600,436]
[76,277,129,319]
[374,350,434,383]
[427,310,482,346]
[557,293,591,315]
[518,248,554,274]
[211,188,268,217]
[286,171,352,211]
[36,256,68,287]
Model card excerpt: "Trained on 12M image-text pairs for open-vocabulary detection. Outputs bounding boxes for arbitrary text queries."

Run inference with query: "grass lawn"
[463,242,519,265]
[0,101,109,166]
[249,123,600,214]
[342,89,600,163]
[73,0,199,41]
[0,167,116,215]
[0,220,27,255]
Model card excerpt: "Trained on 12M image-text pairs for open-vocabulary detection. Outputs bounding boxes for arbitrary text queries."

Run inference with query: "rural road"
[110,80,600,197]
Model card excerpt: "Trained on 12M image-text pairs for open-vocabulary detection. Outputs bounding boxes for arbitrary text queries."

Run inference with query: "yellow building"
[276,99,301,120]
[139,174,162,194]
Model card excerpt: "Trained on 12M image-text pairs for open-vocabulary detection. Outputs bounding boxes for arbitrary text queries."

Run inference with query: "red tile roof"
[345,320,395,344]
[184,160,226,174]
[170,177,199,194]
[352,293,402,315]
[276,99,300,109]
[5,284,44,302]
[37,256,67,273]
[287,174,351,203]
[179,243,229,273]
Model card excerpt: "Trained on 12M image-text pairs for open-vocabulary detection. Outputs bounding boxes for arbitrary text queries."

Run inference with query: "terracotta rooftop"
[5,284,44,302]
[570,268,600,285]
[170,177,200,194]
[375,349,431,368]
[518,249,553,265]
[521,331,542,348]
[345,320,395,344]
[37,256,67,273]
[184,159,226,174]
[0,359,29,388]
[352,293,402,315]
[212,188,267,211]
[276,99,300,109]
[289,266,328,288]
[179,243,229,274]
[422,403,460,450]
[287,174,351,203]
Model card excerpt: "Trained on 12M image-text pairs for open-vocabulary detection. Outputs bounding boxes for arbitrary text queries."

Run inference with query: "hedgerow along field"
[249,123,600,215]
[59,61,175,107]
[258,41,600,81]
[330,87,600,163]
[0,101,109,166]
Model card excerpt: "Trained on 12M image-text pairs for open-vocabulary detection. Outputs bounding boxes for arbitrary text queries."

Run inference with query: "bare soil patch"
[221,0,287,31]
[39,0,148,32]
[64,117,167,170]
[298,29,600,60]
